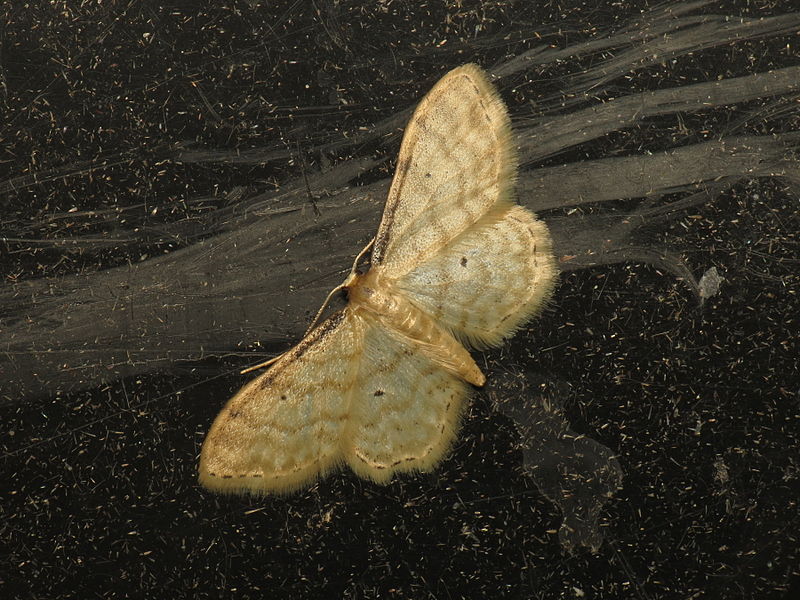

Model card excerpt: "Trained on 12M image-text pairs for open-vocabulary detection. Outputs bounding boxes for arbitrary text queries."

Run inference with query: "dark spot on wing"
[460,257,468,267]
[373,390,385,397]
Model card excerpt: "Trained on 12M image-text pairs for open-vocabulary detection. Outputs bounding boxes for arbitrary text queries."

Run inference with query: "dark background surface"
[1,1,799,598]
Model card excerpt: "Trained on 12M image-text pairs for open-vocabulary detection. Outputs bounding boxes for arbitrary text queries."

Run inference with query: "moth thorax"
[346,270,395,312]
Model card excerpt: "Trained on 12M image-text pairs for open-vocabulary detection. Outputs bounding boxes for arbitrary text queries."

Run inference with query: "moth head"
[343,270,360,288]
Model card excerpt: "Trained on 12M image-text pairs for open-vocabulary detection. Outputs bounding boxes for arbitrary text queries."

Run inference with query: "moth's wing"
[371,63,517,277]
[198,309,362,495]
[396,205,557,348]
[342,312,470,483]
[373,64,556,352]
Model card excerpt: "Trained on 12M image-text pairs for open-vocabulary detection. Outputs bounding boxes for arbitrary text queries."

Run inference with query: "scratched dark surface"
[1,1,799,598]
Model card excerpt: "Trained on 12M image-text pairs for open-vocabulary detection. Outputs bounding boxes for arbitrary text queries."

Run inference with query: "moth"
[199,64,557,495]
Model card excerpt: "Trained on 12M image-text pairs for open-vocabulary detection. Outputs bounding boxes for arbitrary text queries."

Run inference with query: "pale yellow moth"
[199,64,557,495]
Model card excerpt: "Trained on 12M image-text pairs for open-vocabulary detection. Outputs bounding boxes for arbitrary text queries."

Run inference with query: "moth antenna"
[240,355,283,375]
[349,236,376,275]
[304,236,375,336]
[240,237,376,375]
